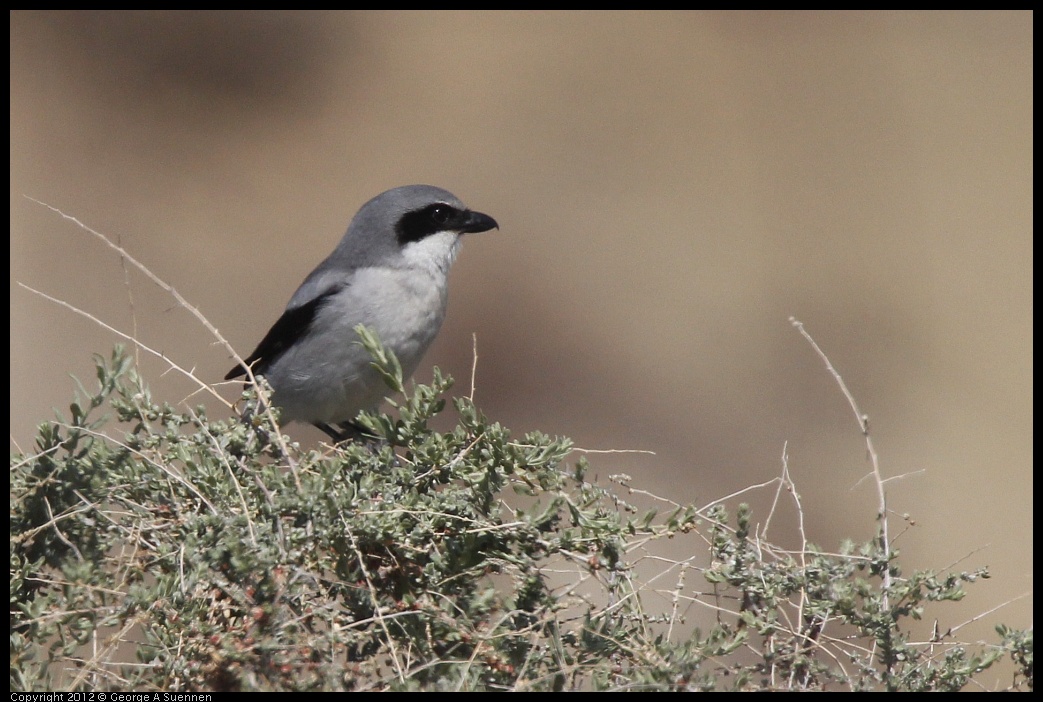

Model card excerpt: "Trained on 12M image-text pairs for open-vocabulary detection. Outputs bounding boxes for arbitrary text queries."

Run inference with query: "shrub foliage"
[10,342,1031,691]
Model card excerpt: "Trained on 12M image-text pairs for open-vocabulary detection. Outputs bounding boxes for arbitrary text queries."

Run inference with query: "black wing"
[224,289,339,380]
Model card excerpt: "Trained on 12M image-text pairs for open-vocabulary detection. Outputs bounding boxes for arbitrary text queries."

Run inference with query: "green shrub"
[10,342,1032,691]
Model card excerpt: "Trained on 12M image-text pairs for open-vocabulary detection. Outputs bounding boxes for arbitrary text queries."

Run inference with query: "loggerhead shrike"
[225,185,498,442]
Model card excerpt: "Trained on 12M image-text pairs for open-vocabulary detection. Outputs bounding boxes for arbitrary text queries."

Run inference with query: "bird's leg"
[313,421,377,444]
[314,422,351,443]
[338,420,374,437]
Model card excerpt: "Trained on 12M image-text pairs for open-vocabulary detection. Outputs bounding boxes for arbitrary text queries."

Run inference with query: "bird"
[225,185,499,442]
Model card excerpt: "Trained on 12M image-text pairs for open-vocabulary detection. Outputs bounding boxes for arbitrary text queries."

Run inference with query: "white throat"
[399,229,462,276]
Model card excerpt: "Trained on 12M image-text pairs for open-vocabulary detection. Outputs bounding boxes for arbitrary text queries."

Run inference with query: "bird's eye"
[430,205,452,225]
[396,202,461,244]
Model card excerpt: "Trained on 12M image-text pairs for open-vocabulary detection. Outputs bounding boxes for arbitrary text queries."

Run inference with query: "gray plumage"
[226,185,498,440]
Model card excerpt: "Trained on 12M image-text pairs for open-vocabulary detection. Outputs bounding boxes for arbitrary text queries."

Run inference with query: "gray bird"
[225,185,498,441]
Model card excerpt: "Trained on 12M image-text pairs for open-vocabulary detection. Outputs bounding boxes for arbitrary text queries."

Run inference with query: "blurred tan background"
[11,11,1031,679]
